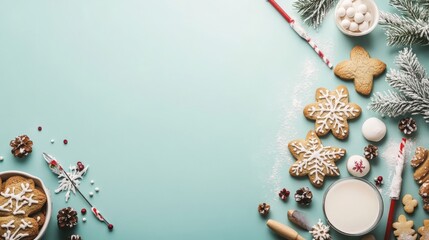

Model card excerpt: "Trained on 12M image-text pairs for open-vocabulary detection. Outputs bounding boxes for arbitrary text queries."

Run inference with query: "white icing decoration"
[290,132,344,185]
[309,219,331,240]
[0,183,39,215]
[36,216,40,222]
[307,88,360,137]
[55,165,89,202]
[1,219,33,240]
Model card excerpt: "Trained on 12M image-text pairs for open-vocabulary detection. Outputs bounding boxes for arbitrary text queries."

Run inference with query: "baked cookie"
[0,178,47,217]
[30,211,46,228]
[0,216,39,240]
[288,130,346,188]
[402,194,418,214]
[303,85,361,140]
[393,214,417,240]
[334,46,386,96]
[418,220,429,240]
[410,147,429,211]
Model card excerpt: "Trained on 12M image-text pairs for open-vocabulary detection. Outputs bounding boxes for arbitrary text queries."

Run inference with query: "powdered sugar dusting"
[380,138,416,198]
[268,59,319,198]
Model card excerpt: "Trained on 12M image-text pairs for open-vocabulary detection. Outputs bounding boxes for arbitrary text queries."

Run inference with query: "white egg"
[342,0,353,8]
[357,4,368,13]
[354,12,365,23]
[346,7,356,18]
[364,12,372,22]
[337,7,346,17]
[349,22,359,31]
[359,21,369,31]
[341,19,351,29]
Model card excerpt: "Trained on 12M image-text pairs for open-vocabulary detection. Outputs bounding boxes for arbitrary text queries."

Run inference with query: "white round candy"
[354,12,365,23]
[95,187,100,192]
[89,192,94,197]
[0,156,3,161]
[341,19,351,29]
[342,0,353,8]
[337,7,346,17]
[362,117,387,142]
[90,180,95,185]
[347,155,370,177]
[364,12,372,22]
[359,21,369,31]
[349,22,359,31]
[82,217,87,222]
[357,4,368,13]
[346,7,356,18]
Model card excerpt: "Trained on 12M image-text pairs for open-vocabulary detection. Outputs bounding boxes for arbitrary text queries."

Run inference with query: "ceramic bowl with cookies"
[0,171,52,240]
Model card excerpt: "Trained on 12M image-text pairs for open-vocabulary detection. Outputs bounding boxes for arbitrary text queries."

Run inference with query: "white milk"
[323,178,383,235]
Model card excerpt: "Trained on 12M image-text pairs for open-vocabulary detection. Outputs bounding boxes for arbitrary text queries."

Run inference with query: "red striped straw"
[384,138,407,240]
[267,0,333,69]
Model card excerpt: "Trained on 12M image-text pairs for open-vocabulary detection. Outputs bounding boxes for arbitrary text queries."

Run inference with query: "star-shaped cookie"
[303,85,361,140]
[334,45,386,96]
[288,130,346,188]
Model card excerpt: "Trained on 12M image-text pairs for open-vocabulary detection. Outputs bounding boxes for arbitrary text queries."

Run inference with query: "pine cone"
[257,203,270,216]
[57,207,78,229]
[295,187,313,205]
[398,117,417,135]
[364,144,378,160]
[10,135,33,158]
[68,235,82,240]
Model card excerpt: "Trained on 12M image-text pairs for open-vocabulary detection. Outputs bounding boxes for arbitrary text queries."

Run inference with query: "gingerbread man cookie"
[393,214,417,240]
[303,85,361,140]
[334,46,386,96]
[402,194,418,214]
[418,220,429,240]
[288,130,346,188]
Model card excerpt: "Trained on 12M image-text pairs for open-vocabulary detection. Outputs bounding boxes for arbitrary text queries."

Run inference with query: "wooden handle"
[267,219,305,240]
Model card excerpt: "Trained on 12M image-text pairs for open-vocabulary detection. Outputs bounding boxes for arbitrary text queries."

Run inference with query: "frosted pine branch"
[293,0,337,28]
[369,48,429,122]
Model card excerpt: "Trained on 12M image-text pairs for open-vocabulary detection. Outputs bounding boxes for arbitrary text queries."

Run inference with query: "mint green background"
[0,0,428,239]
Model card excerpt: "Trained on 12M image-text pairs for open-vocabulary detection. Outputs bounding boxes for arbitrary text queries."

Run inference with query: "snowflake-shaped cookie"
[393,215,417,240]
[288,130,346,188]
[309,219,331,240]
[304,85,361,140]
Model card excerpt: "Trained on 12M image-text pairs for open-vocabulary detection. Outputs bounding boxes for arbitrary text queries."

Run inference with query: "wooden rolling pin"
[266,219,305,240]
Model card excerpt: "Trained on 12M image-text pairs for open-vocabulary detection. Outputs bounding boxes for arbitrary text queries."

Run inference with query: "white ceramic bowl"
[335,0,379,36]
[0,171,52,240]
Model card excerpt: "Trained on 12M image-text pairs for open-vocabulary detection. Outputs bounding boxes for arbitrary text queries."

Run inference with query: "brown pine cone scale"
[10,135,33,158]
[57,207,78,229]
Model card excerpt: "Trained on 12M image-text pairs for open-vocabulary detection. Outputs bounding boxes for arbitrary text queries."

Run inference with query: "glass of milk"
[323,177,383,236]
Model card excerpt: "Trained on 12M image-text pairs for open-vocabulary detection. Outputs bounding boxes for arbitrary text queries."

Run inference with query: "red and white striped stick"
[384,138,407,240]
[267,0,333,69]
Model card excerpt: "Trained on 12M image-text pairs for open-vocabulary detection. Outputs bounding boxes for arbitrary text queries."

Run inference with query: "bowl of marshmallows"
[335,0,379,36]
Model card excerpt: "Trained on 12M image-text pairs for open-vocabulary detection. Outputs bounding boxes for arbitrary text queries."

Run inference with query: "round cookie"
[347,155,370,177]
[362,117,386,142]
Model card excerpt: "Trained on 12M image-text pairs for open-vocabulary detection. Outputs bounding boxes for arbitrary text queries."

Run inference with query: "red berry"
[377,176,383,181]
[108,224,114,230]
[37,126,42,131]
[63,139,68,145]
[81,208,87,214]
[77,161,85,171]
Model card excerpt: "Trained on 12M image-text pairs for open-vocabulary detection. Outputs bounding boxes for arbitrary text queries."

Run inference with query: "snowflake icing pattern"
[55,165,89,202]
[309,219,331,240]
[353,160,366,173]
[304,86,361,139]
[0,183,39,215]
[1,219,33,240]
[289,131,345,188]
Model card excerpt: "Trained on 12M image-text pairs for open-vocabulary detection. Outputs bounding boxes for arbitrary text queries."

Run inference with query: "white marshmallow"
[342,0,353,8]
[347,155,370,177]
[337,7,346,17]
[354,12,365,23]
[359,21,369,31]
[364,12,372,22]
[346,7,356,18]
[362,117,387,142]
[341,19,351,29]
[349,22,359,31]
[357,4,368,13]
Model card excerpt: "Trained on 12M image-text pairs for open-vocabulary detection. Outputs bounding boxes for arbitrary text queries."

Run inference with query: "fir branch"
[369,48,429,122]
[293,0,337,28]
[379,12,429,46]
[380,0,429,46]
